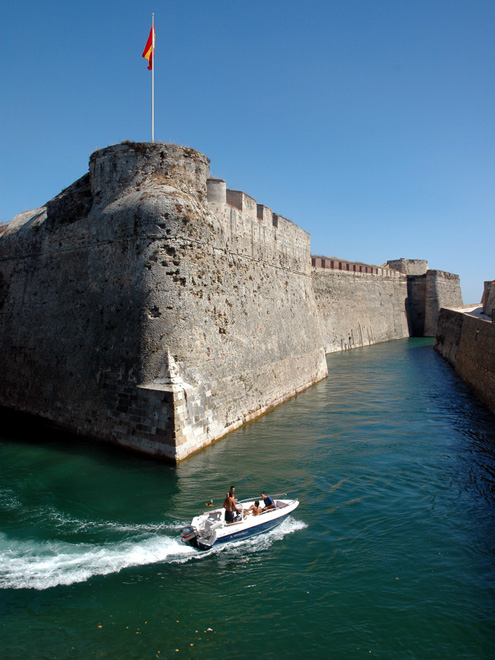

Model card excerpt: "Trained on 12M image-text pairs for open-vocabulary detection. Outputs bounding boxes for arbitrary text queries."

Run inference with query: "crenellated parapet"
[312,255,402,278]
[312,257,463,347]
[206,178,311,275]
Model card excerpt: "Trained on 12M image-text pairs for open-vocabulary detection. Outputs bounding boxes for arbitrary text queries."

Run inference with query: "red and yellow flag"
[142,25,155,70]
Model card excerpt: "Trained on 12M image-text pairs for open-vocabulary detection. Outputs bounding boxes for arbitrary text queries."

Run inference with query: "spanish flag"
[142,25,155,70]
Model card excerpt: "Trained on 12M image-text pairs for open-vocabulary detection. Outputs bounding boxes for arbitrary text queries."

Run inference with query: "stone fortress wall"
[482,280,495,318]
[312,267,410,353]
[435,294,495,416]
[0,142,327,462]
[312,256,462,352]
[312,255,401,276]
[0,142,464,462]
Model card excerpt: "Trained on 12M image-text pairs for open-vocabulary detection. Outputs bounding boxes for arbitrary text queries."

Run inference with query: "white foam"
[1,498,187,536]
[0,532,196,590]
[0,517,307,590]
[0,488,22,511]
[227,516,307,553]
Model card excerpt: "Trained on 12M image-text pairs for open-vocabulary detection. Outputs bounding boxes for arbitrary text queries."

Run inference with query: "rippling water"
[1,339,494,659]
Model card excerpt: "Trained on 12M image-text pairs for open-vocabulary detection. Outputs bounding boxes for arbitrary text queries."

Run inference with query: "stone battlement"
[311,255,402,277]
[208,182,295,233]
[206,176,310,275]
[386,258,429,276]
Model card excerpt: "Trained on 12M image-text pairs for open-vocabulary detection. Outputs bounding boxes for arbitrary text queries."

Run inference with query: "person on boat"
[229,485,238,503]
[223,491,240,524]
[261,492,276,512]
[245,500,262,516]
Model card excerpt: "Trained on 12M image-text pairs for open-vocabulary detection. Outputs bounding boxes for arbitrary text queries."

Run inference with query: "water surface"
[1,339,494,659]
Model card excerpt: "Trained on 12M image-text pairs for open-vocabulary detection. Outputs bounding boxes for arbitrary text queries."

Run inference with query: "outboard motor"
[180,525,199,547]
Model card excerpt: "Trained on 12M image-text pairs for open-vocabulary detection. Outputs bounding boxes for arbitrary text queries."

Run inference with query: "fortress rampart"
[206,179,310,275]
[0,142,464,461]
[312,268,410,353]
[312,255,401,277]
[435,303,495,415]
[311,257,462,346]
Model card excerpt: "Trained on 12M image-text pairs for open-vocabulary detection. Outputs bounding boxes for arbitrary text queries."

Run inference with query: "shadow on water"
[0,405,178,468]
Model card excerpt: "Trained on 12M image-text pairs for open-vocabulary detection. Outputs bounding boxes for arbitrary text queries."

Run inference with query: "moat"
[1,338,494,659]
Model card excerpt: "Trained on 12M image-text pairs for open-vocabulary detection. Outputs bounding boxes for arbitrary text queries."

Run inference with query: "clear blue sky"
[1,0,494,303]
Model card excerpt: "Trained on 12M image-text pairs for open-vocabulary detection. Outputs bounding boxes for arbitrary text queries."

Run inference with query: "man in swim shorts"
[223,491,240,523]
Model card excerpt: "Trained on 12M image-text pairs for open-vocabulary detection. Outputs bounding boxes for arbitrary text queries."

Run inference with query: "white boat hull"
[181,498,299,551]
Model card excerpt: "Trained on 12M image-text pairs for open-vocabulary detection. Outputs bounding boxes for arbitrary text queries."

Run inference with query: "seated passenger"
[261,492,276,512]
[245,500,262,516]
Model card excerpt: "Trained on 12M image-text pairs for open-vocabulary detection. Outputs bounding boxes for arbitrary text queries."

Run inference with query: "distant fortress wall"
[312,269,410,353]
[424,270,464,336]
[311,255,401,277]
[312,258,463,348]
[0,142,464,461]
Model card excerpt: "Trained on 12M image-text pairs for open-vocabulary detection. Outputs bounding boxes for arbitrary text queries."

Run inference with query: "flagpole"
[151,13,155,143]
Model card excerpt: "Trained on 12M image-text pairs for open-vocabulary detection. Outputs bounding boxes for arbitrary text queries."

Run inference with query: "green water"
[1,339,494,659]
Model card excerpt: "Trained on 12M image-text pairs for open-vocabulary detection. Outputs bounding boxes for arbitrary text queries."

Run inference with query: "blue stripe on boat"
[196,512,290,550]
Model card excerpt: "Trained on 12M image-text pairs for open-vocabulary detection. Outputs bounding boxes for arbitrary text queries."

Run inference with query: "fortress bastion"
[0,142,327,462]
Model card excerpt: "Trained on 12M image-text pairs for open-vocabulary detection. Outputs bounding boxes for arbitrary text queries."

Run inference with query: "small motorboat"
[180,496,299,551]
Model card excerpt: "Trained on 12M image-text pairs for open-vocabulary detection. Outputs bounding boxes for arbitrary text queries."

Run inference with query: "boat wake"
[0,531,195,591]
[0,515,306,591]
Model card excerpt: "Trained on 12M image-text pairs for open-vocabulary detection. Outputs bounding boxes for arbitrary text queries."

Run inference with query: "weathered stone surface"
[482,281,495,317]
[435,306,495,415]
[386,258,429,276]
[0,142,327,462]
[313,269,410,352]
[312,262,463,349]
[423,270,463,336]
